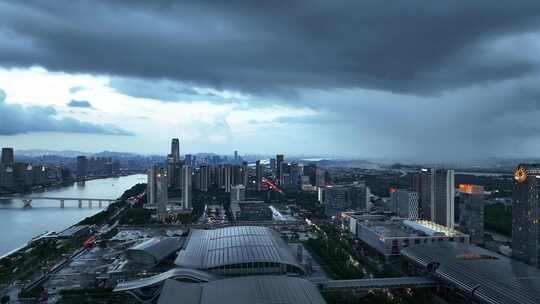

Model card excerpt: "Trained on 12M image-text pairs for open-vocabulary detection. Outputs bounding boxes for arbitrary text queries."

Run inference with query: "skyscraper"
[171,138,180,162]
[76,156,88,179]
[256,160,263,191]
[185,154,193,167]
[241,161,248,186]
[315,167,325,187]
[458,184,485,245]
[434,169,455,229]
[167,154,176,187]
[147,166,168,220]
[512,164,540,267]
[223,164,232,192]
[200,165,209,192]
[290,163,301,188]
[1,148,14,164]
[348,183,371,211]
[415,168,435,221]
[276,154,284,185]
[182,166,192,209]
[390,189,419,220]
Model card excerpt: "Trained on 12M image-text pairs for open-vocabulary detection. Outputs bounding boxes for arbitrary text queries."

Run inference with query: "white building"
[230,184,246,203]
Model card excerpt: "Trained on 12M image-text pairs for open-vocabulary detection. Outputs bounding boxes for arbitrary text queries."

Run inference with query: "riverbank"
[0,181,146,296]
[0,174,146,257]
[0,172,142,197]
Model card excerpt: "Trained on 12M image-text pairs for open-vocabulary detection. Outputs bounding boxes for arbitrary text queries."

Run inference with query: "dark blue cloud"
[67,99,92,108]
[1,1,540,96]
[0,89,132,136]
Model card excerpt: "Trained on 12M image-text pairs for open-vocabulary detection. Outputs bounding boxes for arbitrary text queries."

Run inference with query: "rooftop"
[157,276,326,304]
[402,243,540,304]
[359,218,466,239]
[125,237,185,265]
[174,226,304,274]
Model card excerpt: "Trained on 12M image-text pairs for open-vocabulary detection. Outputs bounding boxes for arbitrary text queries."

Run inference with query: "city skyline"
[2,2,540,161]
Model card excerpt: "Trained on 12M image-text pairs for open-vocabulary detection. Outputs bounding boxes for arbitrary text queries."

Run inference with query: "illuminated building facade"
[512,164,540,267]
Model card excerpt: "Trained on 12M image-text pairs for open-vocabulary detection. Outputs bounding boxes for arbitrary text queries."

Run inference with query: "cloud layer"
[1,1,540,159]
[0,89,131,136]
[2,1,540,96]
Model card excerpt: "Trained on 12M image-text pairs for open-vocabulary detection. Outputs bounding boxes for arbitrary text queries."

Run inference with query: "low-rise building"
[343,214,469,257]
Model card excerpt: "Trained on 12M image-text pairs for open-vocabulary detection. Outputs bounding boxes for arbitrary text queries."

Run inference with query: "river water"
[0,174,146,256]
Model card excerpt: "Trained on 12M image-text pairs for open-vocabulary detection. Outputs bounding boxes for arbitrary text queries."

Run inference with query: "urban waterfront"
[0,174,146,256]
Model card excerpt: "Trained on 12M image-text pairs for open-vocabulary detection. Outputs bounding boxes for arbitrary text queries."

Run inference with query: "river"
[0,174,146,256]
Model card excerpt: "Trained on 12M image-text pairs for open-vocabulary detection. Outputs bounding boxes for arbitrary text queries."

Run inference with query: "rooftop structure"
[157,275,326,304]
[174,226,304,275]
[125,237,185,266]
[344,214,469,256]
[402,242,540,304]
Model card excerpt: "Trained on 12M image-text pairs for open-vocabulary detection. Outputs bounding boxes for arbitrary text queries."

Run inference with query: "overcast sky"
[1,1,540,161]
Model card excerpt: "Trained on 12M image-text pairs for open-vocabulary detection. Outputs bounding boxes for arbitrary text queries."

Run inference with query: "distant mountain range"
[15,149,143,158]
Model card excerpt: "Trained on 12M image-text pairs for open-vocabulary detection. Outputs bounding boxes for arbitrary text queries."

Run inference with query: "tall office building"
[276,154,284,185]
[185,154,193,167]
[414,168,435,221]
[256,160,263,191]
[200,165,209,192]
[147,166,168,220]
[270,158,276,178]
[434,169,455,229]
[167,154,176,188]
[390,189,419,220]
[290,163,302,188]
[512,164,540,267]
[76,156,88,179]
[241,161,248,186]
[348,183,371,211]
[182,166,192,209]
[1,148,14,164]
[304,164,318,186]
[171,138,180,162]
[458,184,485,245]
[223,164,232,192]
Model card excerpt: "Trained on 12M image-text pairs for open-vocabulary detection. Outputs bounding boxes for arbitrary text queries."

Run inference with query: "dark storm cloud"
[0,89,132,136]
[1,1,540,96]
[109,78,220,102]
[67,99,92,108]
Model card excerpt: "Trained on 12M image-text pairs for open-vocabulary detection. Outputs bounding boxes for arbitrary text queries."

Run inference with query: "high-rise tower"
[171,138,180,162]
[1,148,14,164]
[276,154,284,185]
[512,164,540,267]
[434,169,455,229]
[182,166,193,209]
[256,160,263,191]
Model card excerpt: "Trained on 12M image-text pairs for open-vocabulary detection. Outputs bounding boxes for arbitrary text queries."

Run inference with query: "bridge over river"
[0,196,117,208]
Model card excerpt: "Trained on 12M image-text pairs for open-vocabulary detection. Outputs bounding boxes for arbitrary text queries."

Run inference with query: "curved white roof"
[126,237,184,265]
[174,226,304,274]
[402,243,540,304]
[158,276,326,304]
